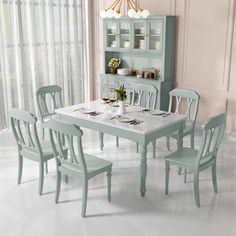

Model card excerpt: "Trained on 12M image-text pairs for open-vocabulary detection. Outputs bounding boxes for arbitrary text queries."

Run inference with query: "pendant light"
[100,0,150,19]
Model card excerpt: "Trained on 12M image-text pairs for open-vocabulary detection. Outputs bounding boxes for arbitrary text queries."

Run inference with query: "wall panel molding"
[181,0,190,85]
[181,0,233,91]
[224,0,236,92]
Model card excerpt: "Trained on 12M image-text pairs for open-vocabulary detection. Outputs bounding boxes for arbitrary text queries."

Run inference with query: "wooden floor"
[0,128,235,236]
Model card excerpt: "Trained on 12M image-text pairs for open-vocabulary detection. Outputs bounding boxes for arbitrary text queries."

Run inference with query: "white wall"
[91,0,236,131]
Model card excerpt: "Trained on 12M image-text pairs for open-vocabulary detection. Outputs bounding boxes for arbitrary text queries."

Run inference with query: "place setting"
[109,115,143,125]
[139,108,171,117]
[73,107,102,116]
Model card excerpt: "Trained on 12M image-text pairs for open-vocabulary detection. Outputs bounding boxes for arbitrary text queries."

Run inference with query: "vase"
[110,67,117,74]
[117,100,126,115]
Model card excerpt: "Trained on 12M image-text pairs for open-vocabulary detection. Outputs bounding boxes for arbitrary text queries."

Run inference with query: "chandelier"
[100,0,150,19]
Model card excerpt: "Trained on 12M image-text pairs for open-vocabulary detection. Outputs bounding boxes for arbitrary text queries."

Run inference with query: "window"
[0,0,87,129]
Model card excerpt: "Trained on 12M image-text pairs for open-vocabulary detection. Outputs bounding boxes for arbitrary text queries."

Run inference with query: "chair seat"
[20,141,67,162]
[59,153,112,178]
[166,147,215,169]
[166,147,198,168]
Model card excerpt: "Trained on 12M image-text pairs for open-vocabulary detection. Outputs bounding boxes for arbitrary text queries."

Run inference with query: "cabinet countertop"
[100,73,162,84]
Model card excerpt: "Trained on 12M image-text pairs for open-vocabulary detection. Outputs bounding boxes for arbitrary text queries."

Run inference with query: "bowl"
[117,68,131,76]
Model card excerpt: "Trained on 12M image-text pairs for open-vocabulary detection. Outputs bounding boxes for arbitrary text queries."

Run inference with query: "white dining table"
[55,99,186,197]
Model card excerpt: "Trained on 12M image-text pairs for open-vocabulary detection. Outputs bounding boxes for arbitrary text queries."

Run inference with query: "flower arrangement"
[113,84,126,101]
[108,58,121,68]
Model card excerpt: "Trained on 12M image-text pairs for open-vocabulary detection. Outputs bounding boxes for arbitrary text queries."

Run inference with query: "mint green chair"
[36,85,63,173]
[165,113,226,207]
[166,89,200,150]
[47,119,113,217]
[10,109,58,195]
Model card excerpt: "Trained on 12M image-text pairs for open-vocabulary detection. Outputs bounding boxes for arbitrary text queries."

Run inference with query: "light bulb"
[141,9,150,18]
[100,10,107,18]
[107,9,114,18]
[114,10,121,19]
[128,8,136,18]
[134,11,142,19]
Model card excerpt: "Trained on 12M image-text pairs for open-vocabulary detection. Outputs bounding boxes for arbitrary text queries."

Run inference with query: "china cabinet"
[101,16,175,110]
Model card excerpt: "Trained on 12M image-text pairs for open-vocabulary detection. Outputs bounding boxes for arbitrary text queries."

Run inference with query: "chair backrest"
[36,85,63,122]
[168,88,200,127]
[129,83,158,109]
[46,119,87,175]
[196,113,226,167]
[10,108,42,155]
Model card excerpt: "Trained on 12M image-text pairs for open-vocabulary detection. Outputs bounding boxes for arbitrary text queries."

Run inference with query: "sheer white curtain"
[0,0,88,130]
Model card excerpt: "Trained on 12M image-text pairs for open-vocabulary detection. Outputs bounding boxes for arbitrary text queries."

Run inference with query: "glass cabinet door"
[106,21,118,49]
[119,21,131,50]
[133,21,146,51]
[148,20,163,52]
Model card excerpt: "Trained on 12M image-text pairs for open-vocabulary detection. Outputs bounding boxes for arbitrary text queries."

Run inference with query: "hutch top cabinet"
[100,16,175,110]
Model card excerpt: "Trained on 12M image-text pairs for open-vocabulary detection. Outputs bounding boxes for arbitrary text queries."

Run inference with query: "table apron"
[145,121,184,144]
[59,114,184,146]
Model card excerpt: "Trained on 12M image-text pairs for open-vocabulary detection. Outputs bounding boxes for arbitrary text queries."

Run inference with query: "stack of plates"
[117,68,131,76]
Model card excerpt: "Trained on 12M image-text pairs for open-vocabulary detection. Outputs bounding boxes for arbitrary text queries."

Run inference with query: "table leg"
[177,121,184,175]
[152,140,156,159]
[177,120,184,150]
[140,145,147,197]
[99,132,104,150]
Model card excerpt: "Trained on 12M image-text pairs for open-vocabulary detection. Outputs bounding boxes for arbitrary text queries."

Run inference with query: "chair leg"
[55,170,61,203]
[65,175,68,183]
[166,136,170,151]
[107,170,112,202]
[116,136,119,147]
[136,142,139,153]
[193,172,200,207]
[82,178,88,217]
[177,167,182,175]
[165,161,170,195]
[152,140,156,159]
[41,127,45,140]
[212,161,218,193]
[17,154,23,185]
[45,161,48,174]
[99,132,104,150]
[191,132,194,149]
[39,162,44,195]
[184,169,187,183]
[176,136,182,175]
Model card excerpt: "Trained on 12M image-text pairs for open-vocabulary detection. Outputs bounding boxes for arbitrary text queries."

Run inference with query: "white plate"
[77,108,95,114]
[149,110,165,116]
[118,116,134,123]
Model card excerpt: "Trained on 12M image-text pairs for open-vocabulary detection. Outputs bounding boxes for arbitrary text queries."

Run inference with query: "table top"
[55,100,186,136]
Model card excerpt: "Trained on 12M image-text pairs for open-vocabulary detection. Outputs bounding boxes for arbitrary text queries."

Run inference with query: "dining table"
[55,99,186,197]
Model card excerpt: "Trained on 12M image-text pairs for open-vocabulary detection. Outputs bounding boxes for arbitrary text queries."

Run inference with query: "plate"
[118,116,134,123]
[77,108,95,114]
[149,110,165,116]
